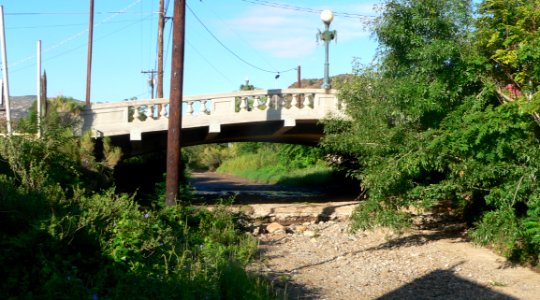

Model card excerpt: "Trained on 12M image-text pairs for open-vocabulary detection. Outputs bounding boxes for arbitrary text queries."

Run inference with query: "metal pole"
[37,40,42,138]
[322,23,330,90]
[0,5,12,135]
[85,0,94,107]
[165,0,185,206]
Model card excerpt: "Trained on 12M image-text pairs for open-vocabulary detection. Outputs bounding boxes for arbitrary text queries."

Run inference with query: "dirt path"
[252,222,540,299]
[191,172,540,299]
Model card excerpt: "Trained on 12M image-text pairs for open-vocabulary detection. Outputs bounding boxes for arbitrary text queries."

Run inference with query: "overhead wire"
[238,0,376,20]
[10,0,143,69]
[6,19,147,30]
[186,3,296,75]
[197,0,279,74]
[187,40,236,86]
[5,11,156,16]
[11,8,154,73]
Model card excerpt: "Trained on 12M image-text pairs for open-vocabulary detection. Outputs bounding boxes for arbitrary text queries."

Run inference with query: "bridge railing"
[82,88,343,138]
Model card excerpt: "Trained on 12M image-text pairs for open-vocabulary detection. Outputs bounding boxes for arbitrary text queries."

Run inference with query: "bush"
[0,182,271,298]
[0,103,273,298]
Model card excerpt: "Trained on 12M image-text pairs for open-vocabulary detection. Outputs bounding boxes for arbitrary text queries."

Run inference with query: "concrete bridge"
[81,88,344,155]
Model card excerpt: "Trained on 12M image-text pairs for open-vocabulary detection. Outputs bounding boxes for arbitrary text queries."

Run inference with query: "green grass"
[217,151,335,188]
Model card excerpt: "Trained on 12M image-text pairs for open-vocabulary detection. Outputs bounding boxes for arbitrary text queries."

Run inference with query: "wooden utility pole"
[165,0,186,206]
[0,5,12,135]
[85,0,95,107]
[37,40,42,138]
[141,70,157,99]
[41,71,47,116]
[157,0,165,98]
[297,65,302,88]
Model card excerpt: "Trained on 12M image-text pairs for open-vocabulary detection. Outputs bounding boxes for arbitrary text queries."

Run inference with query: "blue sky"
[2,0,379,102]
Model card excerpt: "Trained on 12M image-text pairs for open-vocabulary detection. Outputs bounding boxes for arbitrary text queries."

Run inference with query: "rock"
[266,222,286,234]
[304,230,316,237]
[252,226,261,235]
[295,225,308,233]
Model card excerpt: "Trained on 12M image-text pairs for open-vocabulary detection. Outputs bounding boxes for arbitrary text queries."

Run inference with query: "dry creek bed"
[191,172,540,299]
[248,219,540,300]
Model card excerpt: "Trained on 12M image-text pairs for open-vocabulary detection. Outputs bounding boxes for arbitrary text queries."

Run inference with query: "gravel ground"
[250,221,540,300]
[191,171,540,299]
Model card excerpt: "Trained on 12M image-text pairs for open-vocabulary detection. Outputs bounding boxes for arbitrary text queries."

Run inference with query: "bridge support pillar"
[274,118,295,136]
[205,123,221,141]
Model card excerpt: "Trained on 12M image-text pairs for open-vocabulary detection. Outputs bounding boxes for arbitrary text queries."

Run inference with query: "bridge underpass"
[106,119,325,156]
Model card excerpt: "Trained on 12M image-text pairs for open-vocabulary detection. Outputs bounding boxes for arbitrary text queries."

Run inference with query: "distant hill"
[288,74,354,89]
[0,95,36,120]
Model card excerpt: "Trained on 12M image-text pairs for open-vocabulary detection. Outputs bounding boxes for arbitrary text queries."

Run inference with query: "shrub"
[0,101,273,298]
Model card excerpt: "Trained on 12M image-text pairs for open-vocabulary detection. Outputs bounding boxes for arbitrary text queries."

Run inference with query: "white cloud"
[224,3,377,59]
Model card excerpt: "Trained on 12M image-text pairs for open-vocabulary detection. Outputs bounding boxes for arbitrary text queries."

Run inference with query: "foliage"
[184,143,237,171]
[324,0,478,228]
[240,83,255,91]
[476,0,540,91]
[0,101,273,298]
[323,0,540,264]
[0,179,271,299]
[474,0,540,127]
[1,97,121,192]
[197,142,332,187]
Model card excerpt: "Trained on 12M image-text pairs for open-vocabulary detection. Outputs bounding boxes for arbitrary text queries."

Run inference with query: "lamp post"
[319,9,336,90]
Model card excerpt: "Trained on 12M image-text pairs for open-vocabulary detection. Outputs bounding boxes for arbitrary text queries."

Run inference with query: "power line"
[11,13,155,74]
[197,0,279,73]
[187,40,235,86]
[7,19,146,30]
[10,0,143,68]
[186,3,296,75]
[5,11,157,16]
[238,0,376,20]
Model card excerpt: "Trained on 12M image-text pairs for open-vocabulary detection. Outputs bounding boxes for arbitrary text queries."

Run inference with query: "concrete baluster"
[135,104,144,122]
[187,101,194,115]
[284,94,292,109]
[199,100,207,115]
[240,97,248,111]
[308,93,315,109]
[160,103,168,118]
[145,104,153,120]
[255,96,263,110]
[267,95,274,110]
[299,93,306,109]
[292,93,299,109]
[277,94,283,109]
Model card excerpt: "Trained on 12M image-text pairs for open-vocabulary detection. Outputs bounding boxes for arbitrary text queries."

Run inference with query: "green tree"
[324,0,478,228]
[324,0,540,263]
[475,0,540,122]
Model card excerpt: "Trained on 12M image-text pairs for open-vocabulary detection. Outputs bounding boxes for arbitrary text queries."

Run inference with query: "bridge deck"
[81,88,345,155]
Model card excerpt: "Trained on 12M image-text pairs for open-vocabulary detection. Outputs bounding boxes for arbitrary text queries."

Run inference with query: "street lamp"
[318,9,336,90]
